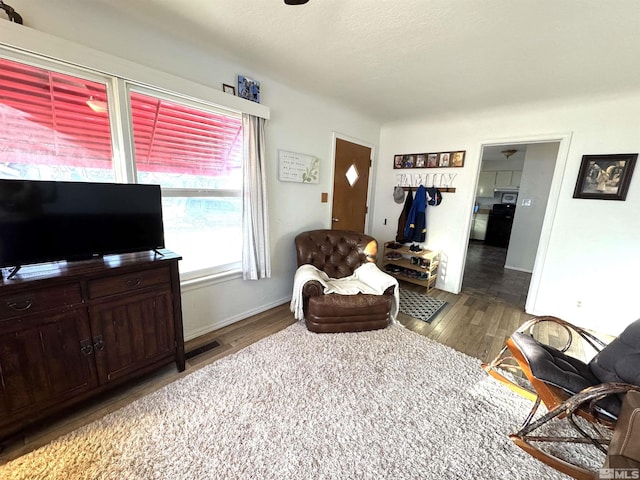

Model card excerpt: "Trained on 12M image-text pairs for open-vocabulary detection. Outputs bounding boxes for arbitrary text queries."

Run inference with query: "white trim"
[504,265,533,274]
[462,132,573,312]
[330,132,377,234]
[180,268,243,290]
[0,21,269,120]
[183,296,291,341]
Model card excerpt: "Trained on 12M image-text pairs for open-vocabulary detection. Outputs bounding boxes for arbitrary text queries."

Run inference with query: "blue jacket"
[403,185,426,242]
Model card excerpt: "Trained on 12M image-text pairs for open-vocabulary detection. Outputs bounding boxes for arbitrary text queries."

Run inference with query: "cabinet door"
[495,171,513,187]
[511,171,522,188]
[0,309,98,422]
[89,289,175,384]
[477,172,496,197]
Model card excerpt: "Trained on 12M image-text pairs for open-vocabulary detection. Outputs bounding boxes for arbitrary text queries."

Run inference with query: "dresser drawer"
[88,267,169,299]
[0,283,82,320]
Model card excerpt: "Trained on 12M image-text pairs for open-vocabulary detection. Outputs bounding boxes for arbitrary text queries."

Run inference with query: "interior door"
[331,138,372,233]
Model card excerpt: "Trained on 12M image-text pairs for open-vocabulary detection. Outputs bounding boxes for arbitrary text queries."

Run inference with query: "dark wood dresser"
[0,249,184,441]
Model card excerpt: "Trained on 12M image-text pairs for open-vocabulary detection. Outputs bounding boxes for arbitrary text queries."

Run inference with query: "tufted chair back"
[589,318,640,386]
[295,229,378,279]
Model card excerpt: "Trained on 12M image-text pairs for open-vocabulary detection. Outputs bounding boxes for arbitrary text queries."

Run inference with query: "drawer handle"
[125,278,141,288]
[80,339,94,356]
[7,299,33,311]
[93,335,105,351]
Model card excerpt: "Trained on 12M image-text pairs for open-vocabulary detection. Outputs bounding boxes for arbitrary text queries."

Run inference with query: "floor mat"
[398,288,447,323]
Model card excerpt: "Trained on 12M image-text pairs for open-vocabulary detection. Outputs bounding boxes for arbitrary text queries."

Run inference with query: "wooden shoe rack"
[381,241,440,292]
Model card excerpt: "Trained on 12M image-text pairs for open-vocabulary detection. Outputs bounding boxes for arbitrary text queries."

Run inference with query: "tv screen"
[0,180,165,269]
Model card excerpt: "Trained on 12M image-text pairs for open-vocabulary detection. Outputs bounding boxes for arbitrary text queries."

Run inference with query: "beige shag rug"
[1,321,601,479]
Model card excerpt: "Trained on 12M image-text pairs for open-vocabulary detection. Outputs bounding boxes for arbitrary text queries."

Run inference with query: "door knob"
[332,218,339,222]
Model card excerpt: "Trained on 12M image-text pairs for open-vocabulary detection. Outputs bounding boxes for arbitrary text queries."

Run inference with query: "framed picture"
[223,83,236,95]
[450,151,465,167]
[573,153,637,200]
[393,150,466,169]
[237,75,260,103]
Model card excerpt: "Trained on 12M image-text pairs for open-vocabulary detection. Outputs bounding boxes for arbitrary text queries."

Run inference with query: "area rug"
[399,287,447,323]
[0,322,601,480]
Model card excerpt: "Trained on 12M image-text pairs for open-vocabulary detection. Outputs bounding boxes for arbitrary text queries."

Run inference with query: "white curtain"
[241,113,271,280]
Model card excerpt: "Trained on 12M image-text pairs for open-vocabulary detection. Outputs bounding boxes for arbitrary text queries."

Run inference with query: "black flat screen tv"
[0,179,165,270]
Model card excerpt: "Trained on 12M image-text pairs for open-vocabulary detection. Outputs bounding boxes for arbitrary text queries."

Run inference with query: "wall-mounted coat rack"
[400,186,456,193]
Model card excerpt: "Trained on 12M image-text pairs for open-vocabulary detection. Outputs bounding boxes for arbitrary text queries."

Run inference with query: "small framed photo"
[223,83,236,95]
[416,154,426,168]
[237,75,260,103]
[427,154,438,168]
[404,154,416,168]
[450,151,465,167]
[438,152,450,167]
[573,153,637,200]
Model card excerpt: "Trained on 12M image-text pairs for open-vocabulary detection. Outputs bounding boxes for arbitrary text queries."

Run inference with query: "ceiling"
[95,1,640,122]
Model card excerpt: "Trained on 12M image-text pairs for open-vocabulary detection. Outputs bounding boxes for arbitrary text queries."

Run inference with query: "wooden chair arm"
[517,315,609,354]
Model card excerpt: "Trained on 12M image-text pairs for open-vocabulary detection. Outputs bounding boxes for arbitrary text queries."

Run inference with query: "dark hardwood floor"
[0,243,544,464]
[461,240,531,310]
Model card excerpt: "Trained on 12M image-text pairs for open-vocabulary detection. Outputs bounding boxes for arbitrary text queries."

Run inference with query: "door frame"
[461,131,573,314]
[329,132,376,234]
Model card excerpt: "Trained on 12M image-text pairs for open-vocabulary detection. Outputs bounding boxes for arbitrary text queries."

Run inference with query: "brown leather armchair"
[293,229,397,333]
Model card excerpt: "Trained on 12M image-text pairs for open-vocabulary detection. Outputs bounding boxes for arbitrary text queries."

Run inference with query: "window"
[0,57,114,182]
[0,54,243,278]
[129,88,243,277]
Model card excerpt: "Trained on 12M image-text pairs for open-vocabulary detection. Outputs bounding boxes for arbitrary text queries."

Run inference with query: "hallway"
[461,240,531,310]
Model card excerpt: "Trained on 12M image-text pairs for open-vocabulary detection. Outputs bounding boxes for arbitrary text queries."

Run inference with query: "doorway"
[331,136,372,233]
[462,141,561,311]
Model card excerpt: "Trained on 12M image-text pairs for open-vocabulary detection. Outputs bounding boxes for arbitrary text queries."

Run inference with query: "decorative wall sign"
[395,172,458,193]
[278,150,319,184]
[394,150,465,169]
[573,153,637,200]
[237,75,260,103]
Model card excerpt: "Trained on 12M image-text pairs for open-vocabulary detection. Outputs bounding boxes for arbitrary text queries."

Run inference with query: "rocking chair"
[483,316,640,479]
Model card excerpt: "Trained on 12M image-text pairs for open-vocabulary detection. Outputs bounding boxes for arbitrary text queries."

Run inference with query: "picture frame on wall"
[393,150,465,169]
[223,83,236,95]
[450,151,465,167]
[237,75,260,103]
[573,153,637,200]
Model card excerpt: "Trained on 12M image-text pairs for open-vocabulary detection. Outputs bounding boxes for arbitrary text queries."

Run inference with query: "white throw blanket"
[290,263,400,322]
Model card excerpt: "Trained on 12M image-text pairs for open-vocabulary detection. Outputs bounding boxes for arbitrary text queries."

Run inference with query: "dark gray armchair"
[483,316,640,479]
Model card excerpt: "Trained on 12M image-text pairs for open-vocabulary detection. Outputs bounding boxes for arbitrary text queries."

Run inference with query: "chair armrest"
[301,280,324,298]
[517,315,609,354]
[607,389,640,468]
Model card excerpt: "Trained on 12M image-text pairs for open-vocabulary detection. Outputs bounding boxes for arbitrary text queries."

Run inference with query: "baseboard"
[504,265,533,274]
[183,295,291,341]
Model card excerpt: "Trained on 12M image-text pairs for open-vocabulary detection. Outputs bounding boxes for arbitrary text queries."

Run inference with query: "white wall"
[5,1,640,337]
[3,2,382,340]
[505,142,558,272]
[372,93,640,335]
